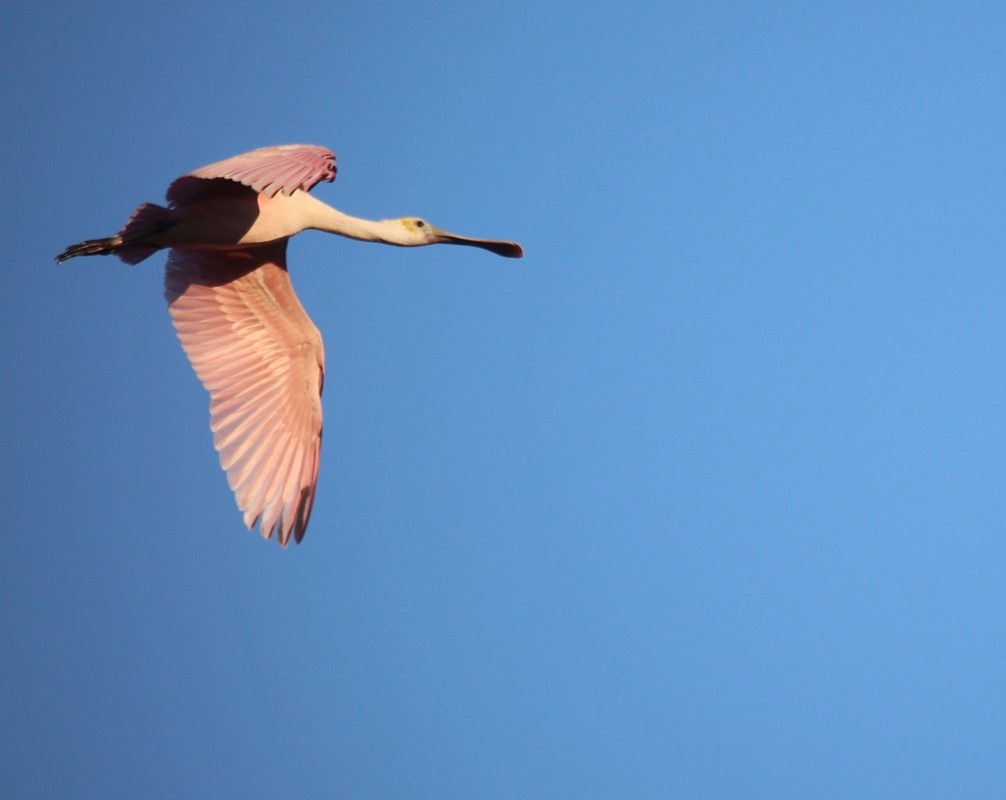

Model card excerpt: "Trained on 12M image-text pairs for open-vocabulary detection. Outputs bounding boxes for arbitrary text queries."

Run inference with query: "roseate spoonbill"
[57,145,524,546]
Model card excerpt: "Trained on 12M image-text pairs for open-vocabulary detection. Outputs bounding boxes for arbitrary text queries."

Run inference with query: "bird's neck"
[298,193,401,245]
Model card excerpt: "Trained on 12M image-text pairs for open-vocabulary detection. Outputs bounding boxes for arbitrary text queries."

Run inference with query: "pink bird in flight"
[57,145,523,546]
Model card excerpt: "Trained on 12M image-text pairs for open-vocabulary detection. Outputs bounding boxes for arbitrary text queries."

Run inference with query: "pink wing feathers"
[164,242,326,546]
[166,144,337,207]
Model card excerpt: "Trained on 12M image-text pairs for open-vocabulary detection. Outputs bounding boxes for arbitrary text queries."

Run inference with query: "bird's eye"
[415,220,425,228]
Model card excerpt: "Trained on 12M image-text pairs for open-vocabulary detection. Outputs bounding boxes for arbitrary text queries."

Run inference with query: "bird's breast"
[158,189,316,250]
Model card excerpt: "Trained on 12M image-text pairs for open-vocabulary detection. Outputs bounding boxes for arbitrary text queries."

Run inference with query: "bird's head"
[395,217,524,258]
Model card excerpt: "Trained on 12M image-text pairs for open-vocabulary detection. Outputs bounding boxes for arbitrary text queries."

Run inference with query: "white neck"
[298,193,406,245]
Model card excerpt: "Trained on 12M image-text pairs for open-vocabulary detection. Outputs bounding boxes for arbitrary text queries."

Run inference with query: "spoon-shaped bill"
[434,229,524,258]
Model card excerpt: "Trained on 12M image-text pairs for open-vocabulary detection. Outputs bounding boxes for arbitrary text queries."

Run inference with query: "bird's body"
[57,145,523,546]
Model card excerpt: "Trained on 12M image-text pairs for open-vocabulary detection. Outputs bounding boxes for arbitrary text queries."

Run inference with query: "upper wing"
[164,242,326,546]
[166,145,337,207]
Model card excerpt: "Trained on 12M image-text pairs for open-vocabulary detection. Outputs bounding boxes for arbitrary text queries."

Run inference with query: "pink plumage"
[163,146,333,545]
[166,145,337,207]
[165,242,324,545]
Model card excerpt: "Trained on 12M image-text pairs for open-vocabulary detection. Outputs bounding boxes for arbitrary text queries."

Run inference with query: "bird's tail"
[56,203,172,265]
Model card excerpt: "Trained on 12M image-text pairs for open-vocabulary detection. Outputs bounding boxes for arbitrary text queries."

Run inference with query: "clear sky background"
[4,2,1006,797]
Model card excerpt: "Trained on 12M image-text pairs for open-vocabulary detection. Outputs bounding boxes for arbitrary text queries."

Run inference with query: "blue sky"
[5,1,1006,797]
